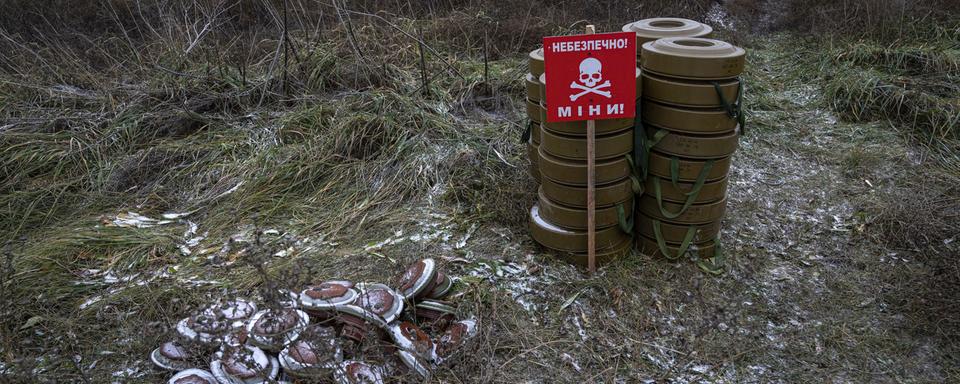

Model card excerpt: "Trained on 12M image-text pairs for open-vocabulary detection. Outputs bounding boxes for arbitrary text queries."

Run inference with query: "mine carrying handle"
[652,219,726,275]
[712,77,746,136]
[653,159,715,219]
[521,120,532,144]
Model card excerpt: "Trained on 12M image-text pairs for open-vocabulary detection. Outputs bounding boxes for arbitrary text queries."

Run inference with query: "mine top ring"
[622,18,712,38]
[646,37,744,58]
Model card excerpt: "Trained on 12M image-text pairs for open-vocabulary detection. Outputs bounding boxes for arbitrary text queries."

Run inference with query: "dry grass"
[1,1,960,382]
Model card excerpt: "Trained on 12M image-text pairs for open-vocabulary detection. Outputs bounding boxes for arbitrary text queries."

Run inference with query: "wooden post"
[585,24,596,274]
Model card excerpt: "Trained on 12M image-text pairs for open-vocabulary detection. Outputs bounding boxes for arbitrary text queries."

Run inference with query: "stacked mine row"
[634,34,745,274]
[525,48,545,182]
[525,51,641,266]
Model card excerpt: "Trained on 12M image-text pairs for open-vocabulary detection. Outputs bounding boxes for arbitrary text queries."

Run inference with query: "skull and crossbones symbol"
[569,57,611,101]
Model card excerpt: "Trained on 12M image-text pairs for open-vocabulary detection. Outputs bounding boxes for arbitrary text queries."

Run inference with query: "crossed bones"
[569,80,612,101]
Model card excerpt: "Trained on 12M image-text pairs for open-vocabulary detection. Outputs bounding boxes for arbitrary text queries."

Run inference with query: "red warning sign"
[543,31,636,122]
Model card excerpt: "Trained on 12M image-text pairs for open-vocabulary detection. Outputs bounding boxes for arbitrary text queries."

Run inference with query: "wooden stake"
[585,24,597,274]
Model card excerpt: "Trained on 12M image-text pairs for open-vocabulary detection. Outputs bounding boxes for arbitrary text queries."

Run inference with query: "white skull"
[578,58,602,87]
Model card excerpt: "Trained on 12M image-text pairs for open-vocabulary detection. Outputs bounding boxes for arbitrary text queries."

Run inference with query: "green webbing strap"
[639,129,668,180]
[695,241,726,275]
[616,201,634,234]
[652,219,696,261]
[670,156,681,188]
[521,121,532,144]
[653,159,714,219]
[712,78,746,136]
[624,155,644,195]
[632,100,643,176]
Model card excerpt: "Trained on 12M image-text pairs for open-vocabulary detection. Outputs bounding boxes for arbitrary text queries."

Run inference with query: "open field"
[1,1,958,382]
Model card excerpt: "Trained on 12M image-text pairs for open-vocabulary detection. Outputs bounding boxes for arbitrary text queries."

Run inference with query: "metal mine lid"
[536,146,632,187]
[397,350,431,379]
[150,341,192,371]
[425,272,453,300]
[528,48,545,77]
[216,299,258,322]
[415,299,457,315]
[539,125,633,161]
[398,259,437,300]
[300,281,359,311]
[641,37,745,79]
[168,369,218,384]
[642,72,740,108]
[245,308,310,352]
[334,304,389,330]
[210,345,279,384]
[334,360,386,384]
[528,204,632,253]
[388,321,437,361]
[536,187,634,230]
[177,315,229,346]
[644,125,739,159]
[354,283,404,324]
[642,101,738,135]
[435,319,478,360]
[279,330,343,378]
[621,18,713,45]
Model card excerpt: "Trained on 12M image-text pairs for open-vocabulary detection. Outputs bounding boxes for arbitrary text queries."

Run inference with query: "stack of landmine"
[635,36,745,274]
[524,48,545,182]
[524,49,642,266]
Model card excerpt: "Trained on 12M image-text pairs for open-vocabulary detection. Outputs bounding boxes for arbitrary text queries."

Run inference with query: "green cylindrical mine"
[526,98,542,124]
[529,204,632,253]
[641,38,745,80]
[637,235,718,260]
[528,48,544,77]
[539,126,633,161]
[643,100,737,135]
[642,72,739,108]
[646,126,739,159]
[540,175,634,209]
[554,236,633,267]
[638,194,727,224]
[527,134,540,182]
[525,73,542,103]
[635,214,721,244]
[643,175,728,204]
[647,150,731,182]
[538,147,631,186]
[622,18,713,48]
[537,188,633,230]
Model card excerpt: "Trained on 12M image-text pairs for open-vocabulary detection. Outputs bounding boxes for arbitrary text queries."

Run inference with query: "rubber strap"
[616,202,634,234]
[652,219,696,260]
[653,159,714,219]
[521,121,532,144]
[712,78,746,136]
[696,241,726,275]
